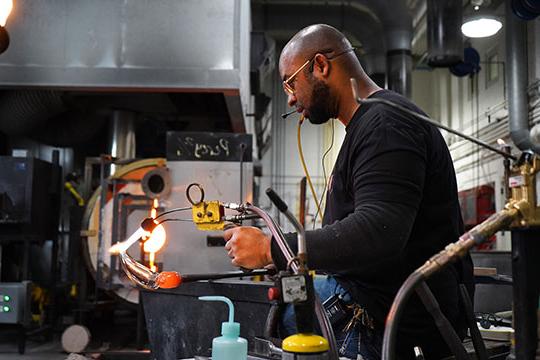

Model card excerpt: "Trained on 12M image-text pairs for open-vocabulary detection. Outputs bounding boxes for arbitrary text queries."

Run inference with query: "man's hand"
[223,226,272,269]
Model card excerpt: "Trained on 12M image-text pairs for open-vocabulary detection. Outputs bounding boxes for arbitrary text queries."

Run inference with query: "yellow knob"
[282,333,329,353]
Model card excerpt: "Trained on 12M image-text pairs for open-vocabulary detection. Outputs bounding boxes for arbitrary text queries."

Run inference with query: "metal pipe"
[506,0,540,154]
[299,177,307,228]
[382,204,523,360]
[261,189,338,359]
[180,269,273,282]
[245,204,298,273]
[265,188,307,266]
[426,0,462,67]
[360,0,412,96]
[350,78,518,160]
[386,50,412,97]
[108,110,136,175]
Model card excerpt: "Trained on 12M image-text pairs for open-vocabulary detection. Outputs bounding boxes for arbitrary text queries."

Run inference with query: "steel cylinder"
[427,0,463,67]
[387,50,412,98]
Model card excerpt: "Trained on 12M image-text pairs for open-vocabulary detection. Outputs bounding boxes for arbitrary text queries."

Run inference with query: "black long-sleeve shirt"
[271,90,474,358]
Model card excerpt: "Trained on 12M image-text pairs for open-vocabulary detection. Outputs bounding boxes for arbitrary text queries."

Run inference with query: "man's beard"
[306,79,334,125]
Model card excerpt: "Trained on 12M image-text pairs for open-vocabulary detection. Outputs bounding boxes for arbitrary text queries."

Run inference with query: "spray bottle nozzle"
[199,296,240,337]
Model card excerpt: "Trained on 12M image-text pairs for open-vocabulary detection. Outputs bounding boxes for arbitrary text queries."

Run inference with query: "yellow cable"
[65,182,85,206]
[297,115,324,223]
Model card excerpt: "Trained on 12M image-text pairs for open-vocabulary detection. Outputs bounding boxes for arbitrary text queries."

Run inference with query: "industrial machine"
[0,282,31,325]
[112,183,337,359]
[0,154,61,354]
[81,132,253,304]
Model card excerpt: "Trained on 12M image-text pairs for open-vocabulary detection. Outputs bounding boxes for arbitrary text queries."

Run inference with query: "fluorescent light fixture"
[461,17,502,38]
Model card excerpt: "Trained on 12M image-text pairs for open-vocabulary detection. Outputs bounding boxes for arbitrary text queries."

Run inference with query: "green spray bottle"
[199,296,247,360]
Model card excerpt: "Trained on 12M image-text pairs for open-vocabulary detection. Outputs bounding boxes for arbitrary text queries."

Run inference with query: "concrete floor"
[0,338,66,360]
[0,327,150,360]
[0,338,150,360]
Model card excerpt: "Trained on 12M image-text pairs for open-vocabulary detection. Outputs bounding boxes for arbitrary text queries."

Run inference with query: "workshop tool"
[113,182,339,359]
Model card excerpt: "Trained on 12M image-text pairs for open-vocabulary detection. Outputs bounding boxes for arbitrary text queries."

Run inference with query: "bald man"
[224,24,473,359]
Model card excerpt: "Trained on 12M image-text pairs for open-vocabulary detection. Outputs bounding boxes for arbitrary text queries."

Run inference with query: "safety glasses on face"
[282,47,356,95]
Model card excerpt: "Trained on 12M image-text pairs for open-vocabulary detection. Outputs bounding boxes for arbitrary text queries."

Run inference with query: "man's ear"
[313,54,330,78]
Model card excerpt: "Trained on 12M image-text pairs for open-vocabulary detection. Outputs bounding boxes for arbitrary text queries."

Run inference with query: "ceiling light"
[461,16,503,38]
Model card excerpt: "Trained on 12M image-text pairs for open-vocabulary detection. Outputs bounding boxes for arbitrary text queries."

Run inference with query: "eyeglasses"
[282,48,355,95]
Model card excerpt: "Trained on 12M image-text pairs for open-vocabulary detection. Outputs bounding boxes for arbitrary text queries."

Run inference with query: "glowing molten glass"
[156,271,182,289]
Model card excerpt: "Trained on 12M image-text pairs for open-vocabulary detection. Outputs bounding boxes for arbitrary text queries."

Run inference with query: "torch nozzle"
[141,217,159,232]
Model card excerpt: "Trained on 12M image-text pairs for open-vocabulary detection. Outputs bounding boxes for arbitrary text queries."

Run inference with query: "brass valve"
[508,152,540,227]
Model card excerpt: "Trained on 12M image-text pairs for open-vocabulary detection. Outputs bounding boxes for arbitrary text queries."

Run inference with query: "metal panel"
[0,282,30,325]
[116,160,254,279]
[158,160,253,274]
[0,0,248,92]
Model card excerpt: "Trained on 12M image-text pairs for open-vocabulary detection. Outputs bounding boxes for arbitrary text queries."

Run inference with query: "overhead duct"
[0,0,251,133]
[426,0,463,67]
[505,0,540,154]
[252,1,387,76]
[512,0,540,20]
[108,110,136,162]
[359,0,412,97]
[108,110,136,175]
[386,50,411,97]
[253,0,413,96]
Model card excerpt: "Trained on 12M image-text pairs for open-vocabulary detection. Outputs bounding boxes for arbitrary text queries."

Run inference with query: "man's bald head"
[278,24,379,126]
[279,24,354,72]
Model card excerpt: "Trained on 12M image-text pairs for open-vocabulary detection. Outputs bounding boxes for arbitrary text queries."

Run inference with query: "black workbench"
[142,280,272,360]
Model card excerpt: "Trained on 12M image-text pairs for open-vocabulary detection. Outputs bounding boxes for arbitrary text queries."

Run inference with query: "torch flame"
[109,198,166,273]
[150,198,158,218]
[0,0,13,27]
[143,224,166,253]
[143,198,166,271]
[109,227,150,254]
